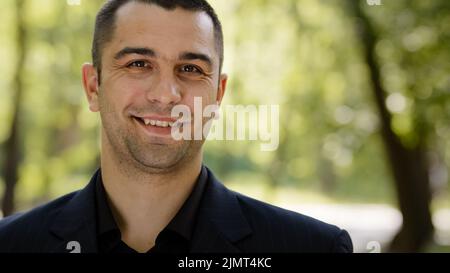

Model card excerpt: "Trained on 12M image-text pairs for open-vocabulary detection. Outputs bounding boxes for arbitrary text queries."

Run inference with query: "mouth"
[131,115,184,138]
[134,117,175,128]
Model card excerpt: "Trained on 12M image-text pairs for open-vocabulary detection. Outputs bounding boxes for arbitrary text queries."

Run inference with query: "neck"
[100,135,202,252]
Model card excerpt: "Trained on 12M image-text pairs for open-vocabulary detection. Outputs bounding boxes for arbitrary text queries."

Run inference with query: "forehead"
[109,2,217,62]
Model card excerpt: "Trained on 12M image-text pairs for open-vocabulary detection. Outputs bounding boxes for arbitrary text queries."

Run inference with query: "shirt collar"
[95,165,208,245]
[166,165,208,239]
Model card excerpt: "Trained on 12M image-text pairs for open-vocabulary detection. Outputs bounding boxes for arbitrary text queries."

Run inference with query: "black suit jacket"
[0,167,353,253]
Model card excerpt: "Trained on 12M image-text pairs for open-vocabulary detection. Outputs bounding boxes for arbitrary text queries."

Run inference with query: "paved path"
[275,202,450,253]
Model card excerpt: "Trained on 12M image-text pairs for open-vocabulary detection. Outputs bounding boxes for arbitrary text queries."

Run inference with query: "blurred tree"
[346,0,435,252]
[1,0,26,216]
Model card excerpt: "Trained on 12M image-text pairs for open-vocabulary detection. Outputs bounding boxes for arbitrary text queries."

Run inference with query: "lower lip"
[133,117,173,138]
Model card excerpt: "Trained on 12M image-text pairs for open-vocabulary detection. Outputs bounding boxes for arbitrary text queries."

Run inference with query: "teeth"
[140,118,172,127]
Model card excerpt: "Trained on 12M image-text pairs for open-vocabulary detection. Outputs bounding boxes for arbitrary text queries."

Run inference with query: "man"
[0,0,352,253]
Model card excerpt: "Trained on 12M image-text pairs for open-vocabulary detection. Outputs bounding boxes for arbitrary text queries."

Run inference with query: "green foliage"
[1,0,448,210]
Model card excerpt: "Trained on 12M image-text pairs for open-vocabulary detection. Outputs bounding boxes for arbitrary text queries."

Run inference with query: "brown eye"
[127,61,149,68]
[180,64,202,74]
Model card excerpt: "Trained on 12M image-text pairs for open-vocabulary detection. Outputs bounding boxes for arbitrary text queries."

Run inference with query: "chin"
[137,161,185,174]
[132,151,188,172]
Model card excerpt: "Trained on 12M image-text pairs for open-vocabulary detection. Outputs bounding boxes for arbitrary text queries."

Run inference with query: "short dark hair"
[92,0,224,84]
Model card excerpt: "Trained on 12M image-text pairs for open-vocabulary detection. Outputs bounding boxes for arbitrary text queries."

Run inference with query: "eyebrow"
[113,47,214,68]
[179,52,213,68]
[114,47,156,60]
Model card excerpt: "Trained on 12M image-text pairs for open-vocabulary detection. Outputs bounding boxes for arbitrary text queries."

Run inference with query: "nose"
[145,73,181,106]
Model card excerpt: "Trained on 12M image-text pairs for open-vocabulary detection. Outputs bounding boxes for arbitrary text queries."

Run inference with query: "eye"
[127,60,150,69]
[180,64,202,74]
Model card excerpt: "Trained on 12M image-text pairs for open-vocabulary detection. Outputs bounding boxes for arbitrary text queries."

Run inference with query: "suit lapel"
[46,167,252,253]
[48,170,100,253]
[190,168,252,253]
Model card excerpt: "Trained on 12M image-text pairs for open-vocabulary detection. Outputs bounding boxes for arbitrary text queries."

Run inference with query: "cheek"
[101,78,147,111]
[181,93,214,117]
[115,76,149,95]
[105,68,151,95]
[179,80,217,105]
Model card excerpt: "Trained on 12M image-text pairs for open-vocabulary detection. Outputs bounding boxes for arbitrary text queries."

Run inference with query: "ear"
[81,63,100,112]
[216,73,228,106]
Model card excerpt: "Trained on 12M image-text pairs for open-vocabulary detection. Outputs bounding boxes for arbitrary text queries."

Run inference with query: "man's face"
[83,2,227,172]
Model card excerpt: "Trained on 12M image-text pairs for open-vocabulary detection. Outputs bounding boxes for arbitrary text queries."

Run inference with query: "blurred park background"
[0,0,449,252]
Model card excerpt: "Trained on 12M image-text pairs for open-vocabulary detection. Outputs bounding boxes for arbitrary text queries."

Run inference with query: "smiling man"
[0,0,352,253]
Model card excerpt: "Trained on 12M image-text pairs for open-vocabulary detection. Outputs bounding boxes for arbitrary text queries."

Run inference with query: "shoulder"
[233,191,353,252]
[0,191,76,230]
[203,167,353,252]
[0,191,77,252]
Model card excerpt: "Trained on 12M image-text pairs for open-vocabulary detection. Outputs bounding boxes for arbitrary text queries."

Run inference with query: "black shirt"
[95,166,208,253]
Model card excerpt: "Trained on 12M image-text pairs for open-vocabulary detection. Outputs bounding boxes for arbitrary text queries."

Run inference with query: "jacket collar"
[190,167,252,252]
[49,170,100,253]
[48,167,252,253]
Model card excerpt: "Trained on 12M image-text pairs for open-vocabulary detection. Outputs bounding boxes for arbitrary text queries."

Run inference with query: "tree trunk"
[1,0,26,217]
[346,1,433,252]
